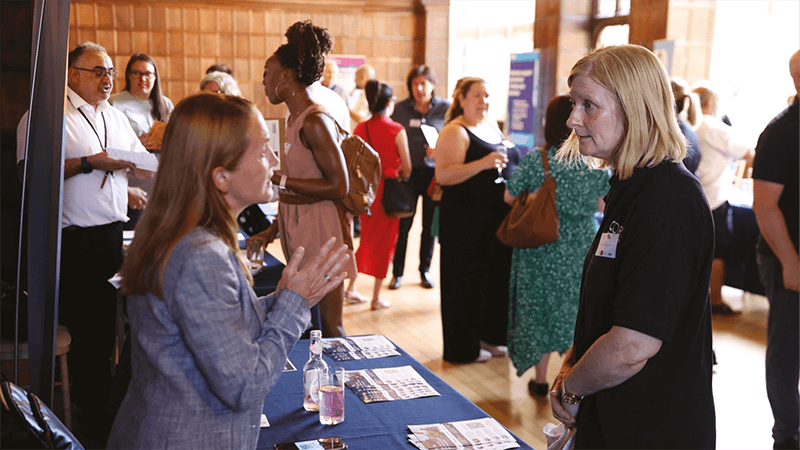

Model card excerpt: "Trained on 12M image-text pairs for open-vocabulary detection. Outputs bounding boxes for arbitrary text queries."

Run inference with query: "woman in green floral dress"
[505,95,609,395]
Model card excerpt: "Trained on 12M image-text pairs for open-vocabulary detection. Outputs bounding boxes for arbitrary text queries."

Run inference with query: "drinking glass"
[246,237,264,268]
[318,366,345,425]
[493,146,507,184]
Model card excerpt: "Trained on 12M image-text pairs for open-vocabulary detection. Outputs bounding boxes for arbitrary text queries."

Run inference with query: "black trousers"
[392,166,436,277]
[59,221,122,415]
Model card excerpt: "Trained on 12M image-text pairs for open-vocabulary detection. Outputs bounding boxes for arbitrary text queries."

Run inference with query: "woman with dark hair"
[106,93,349,449]
[389,65,451,290]
[347,80,412,310]
[671,77,702,174]
[262,20,357,337]
[504,95,609,396]
[110,52,174,228]
[434,77,511,363]
[110,53,173,146]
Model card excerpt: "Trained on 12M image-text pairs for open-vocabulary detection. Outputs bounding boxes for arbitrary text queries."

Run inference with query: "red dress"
[353,115,404,278]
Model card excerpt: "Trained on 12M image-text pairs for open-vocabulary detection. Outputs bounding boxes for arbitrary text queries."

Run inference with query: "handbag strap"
[539,147,551,177]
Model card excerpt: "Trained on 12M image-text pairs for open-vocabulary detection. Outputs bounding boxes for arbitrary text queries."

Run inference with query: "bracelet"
[279,174,287,189]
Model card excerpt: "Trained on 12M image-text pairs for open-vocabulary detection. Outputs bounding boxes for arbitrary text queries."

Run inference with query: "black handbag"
[1,379,83,449]
[363,121,415,219]
[382,177,415,218]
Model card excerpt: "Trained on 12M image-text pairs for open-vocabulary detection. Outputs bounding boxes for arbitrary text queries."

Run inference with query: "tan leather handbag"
[496,147,559,248]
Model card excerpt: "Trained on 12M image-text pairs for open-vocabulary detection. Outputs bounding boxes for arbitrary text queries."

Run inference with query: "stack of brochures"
[407,417,520,450]
[345,365,440,403]
[322,334,401,361]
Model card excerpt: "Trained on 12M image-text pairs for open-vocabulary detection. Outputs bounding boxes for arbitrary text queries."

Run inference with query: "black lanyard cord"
[77,107,107,150]
[72,99,113,179]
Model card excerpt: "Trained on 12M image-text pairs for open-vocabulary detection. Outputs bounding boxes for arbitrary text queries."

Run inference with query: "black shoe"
[389,276,401,290]
[528,380,549,396]
[420,272,435,289]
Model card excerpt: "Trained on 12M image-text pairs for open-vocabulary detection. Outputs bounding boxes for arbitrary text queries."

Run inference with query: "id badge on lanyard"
[595,220,623,259]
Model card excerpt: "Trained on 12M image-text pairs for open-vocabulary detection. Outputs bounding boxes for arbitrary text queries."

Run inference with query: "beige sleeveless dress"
[278,104,357,280]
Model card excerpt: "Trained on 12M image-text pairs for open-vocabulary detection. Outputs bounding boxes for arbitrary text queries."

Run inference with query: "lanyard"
[77,107,107,150]
[72,98,113,187]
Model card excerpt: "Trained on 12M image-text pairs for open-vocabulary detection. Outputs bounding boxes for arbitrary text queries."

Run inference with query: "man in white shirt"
[693,84,755,315]
[348,64,375,131]
[16,41,152,441]
[309,80,350,131]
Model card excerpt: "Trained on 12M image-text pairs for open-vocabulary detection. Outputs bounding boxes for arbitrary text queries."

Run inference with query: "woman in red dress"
[352,80,412,310]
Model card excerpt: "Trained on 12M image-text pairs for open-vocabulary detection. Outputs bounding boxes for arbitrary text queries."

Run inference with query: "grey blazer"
[107,228,310,449]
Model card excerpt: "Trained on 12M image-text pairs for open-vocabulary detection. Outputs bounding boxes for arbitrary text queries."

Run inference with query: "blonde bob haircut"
[122,93,257,297]
[557,44,686,180]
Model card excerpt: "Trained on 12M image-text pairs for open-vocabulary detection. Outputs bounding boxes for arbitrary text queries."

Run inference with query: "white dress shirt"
[694,114,753,210]
[348,88,370,132]
[17,87,148,228]
[308,81,350,131]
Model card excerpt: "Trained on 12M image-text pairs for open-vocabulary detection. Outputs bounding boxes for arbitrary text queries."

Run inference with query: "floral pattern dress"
[506,146,609,376]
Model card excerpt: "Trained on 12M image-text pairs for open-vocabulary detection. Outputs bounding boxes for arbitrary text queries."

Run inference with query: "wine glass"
[493,145,508,184]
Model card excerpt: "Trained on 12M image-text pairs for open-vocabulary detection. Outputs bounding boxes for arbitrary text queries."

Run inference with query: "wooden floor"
[268,208,775,450]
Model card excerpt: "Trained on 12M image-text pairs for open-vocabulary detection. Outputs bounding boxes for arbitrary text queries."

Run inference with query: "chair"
[1,325,72,430]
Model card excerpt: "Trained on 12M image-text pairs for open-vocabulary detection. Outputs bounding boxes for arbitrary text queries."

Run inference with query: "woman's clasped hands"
[549,364,579,428]
[275,237,350,307]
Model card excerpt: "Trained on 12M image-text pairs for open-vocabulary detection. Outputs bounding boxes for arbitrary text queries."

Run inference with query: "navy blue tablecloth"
[252,252,284,297]
[257,337,534,449]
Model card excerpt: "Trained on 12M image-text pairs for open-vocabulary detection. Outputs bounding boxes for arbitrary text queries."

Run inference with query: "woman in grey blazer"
[107,93,349,449]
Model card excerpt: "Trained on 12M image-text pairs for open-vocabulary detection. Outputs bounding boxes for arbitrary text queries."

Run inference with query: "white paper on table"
[408,417,519,450]
[260,414,270,427]
[106,147,159,171]
[420,124,439,148]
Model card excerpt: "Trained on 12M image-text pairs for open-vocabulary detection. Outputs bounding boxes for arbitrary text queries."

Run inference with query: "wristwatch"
[562,390,584,405]
[80,156,93,174]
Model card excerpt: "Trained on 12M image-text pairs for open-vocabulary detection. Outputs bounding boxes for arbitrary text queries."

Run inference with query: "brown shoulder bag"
[496,147,559,248]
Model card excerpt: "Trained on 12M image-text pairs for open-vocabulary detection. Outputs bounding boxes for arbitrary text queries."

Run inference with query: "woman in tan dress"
[262,20,356,337]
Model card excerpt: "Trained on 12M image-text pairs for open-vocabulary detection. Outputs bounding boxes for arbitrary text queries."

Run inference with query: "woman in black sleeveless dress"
[434,77,512,363]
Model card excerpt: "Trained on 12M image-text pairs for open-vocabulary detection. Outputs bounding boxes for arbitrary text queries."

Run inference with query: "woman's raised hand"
[276,237,349,307]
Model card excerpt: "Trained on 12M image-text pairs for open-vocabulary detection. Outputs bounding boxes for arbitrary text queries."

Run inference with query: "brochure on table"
[345,365,440,403]
[322,334,401,361]
[408,417,520,450]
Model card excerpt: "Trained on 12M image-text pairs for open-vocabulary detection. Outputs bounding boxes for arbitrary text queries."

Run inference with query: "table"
[256,337,534,449]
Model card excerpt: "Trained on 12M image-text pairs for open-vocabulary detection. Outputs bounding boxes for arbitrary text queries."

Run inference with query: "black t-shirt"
[574,161,716,449]
[752,97,799,253]
[391,96,450,168]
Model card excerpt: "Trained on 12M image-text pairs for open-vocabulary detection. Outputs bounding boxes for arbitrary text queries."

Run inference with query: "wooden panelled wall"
[69,0,425,118]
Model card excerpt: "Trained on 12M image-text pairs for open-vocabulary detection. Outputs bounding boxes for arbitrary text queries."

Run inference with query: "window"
[591,0,629,48]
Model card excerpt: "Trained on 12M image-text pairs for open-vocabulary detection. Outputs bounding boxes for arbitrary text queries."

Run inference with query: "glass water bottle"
[302,330,328,411]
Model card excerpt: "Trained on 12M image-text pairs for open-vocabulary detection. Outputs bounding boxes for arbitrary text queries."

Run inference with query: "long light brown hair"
[446,77,485,123]
[557,45,686,180]
[121,93,256,297]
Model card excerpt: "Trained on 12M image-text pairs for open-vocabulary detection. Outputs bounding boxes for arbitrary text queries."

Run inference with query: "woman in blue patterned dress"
[505,95,609,395]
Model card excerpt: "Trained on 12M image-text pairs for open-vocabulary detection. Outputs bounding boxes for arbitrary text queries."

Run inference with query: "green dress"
[507,146,609,376]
